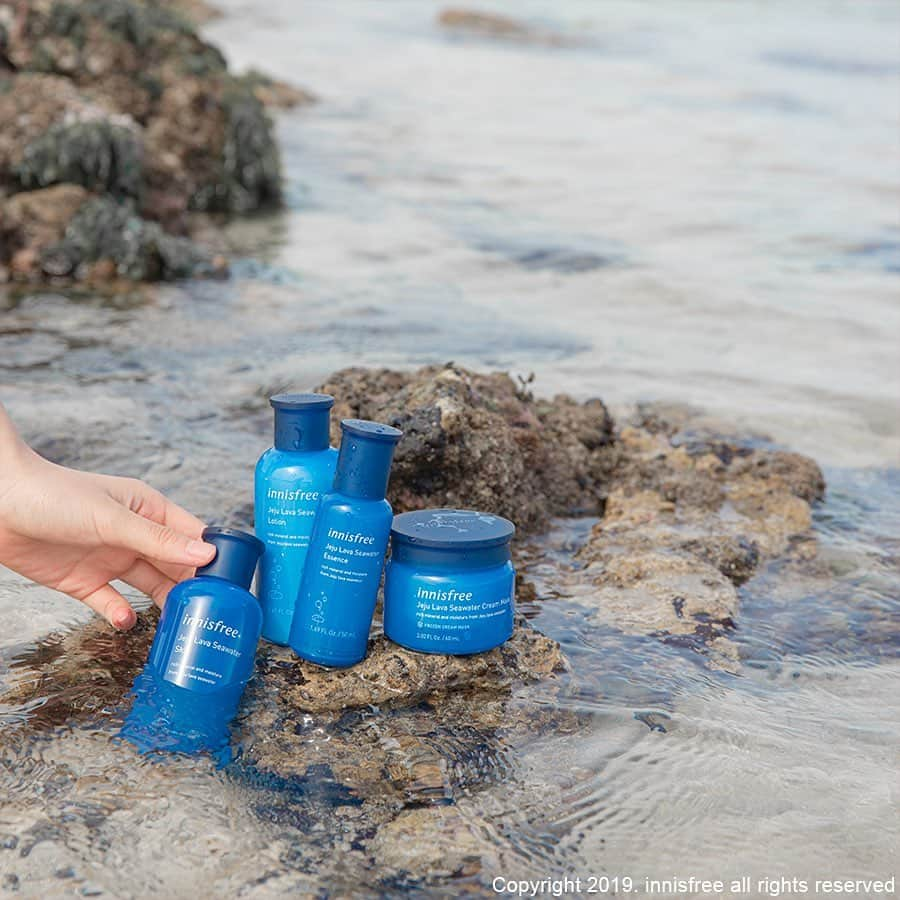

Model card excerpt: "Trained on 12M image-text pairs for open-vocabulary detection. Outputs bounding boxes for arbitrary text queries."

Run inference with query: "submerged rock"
[437,7,576,47]
[237,68,317,110]
[570,406,824,660]
[2,609,568,808]
[438,8,534,38]
[0,0,293,282]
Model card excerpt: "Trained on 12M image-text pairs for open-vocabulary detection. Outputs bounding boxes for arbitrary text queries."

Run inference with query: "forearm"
[0,402,36,475]
[0,403,37,511]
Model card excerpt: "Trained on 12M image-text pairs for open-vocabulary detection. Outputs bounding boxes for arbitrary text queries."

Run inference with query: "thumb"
[105,505,216,567]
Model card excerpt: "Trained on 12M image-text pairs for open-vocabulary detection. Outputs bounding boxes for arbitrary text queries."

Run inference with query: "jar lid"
[391,509,515,550]
[269,393,334,410]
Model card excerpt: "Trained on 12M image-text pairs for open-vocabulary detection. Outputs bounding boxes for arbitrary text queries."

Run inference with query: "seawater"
[0,1,898,895]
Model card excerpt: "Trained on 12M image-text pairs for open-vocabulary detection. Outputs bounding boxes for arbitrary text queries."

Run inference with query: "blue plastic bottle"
[121,527,264,757]
[288,419,403,667]
[255,393,338,645]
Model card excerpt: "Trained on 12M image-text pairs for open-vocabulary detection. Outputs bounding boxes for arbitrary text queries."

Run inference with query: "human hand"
[0,408,215,631]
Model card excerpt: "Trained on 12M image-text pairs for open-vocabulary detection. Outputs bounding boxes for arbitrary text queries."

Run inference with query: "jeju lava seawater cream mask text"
[121,527,264,756]
[255,393,338,644]
[289,419,403,667]
[384,509,515,654]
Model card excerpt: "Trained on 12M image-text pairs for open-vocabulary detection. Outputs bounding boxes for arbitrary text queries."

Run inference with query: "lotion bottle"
[288,419,402,667]
[254,393,338,644]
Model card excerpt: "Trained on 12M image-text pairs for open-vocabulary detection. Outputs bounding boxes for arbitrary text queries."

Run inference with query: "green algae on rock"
[0,0,294,283]
[14,120,143,198]
[40,195,228,280]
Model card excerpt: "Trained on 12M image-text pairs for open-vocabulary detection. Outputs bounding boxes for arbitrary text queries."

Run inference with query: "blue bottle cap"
[333,419,403,500]
[270,393,334,452]
[390,509,515,568]
[196,526,264,590]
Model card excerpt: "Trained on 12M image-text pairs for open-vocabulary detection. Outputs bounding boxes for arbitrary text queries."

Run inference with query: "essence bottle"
[254,393,338,644]
[288,419,403,668]
[121,526,264,758]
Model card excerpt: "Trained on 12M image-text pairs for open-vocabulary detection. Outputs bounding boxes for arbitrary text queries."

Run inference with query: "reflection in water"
[0,0,898,894]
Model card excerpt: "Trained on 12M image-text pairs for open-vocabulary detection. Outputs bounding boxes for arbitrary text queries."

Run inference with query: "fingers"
[80,584,137,631]
[103,507,215,567]
[151,560,198,586]
[121,559,177,609]
[100,478,215,568]
[107,477,207,536]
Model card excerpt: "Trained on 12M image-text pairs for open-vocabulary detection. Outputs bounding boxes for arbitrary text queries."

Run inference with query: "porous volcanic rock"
[318,363,616,533]
[570,404,824,657]
[317,365,824,659]
[0,0,302,282]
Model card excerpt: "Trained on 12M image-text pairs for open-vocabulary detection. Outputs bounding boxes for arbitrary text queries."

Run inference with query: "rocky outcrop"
[569,405,824,664]
[319,364,616,533]
[257,621,564,715]
[0,0,301,283]
[2,365,825,761]
[316,365,823,663]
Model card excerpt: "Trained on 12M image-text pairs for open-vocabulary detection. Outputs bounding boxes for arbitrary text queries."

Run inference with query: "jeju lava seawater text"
[384,508,515,654]
[255,393,338,644]
[121,526,264,756]
[288,419,403,667]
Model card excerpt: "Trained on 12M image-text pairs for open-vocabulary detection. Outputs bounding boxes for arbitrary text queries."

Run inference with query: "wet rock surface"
[317,366,823,666]
[319,364,617,533]
[0,0,303,283]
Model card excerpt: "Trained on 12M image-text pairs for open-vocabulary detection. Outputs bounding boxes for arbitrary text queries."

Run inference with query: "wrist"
[0,405,40,508]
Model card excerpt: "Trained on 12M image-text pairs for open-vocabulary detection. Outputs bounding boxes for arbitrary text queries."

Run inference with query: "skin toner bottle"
[289,419,403,667]
[255,394,338,644]
[121,527,264,757]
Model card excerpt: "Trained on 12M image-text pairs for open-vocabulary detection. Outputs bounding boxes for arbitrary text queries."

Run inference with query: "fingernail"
[114,609,136,631]
[187,539,214,561]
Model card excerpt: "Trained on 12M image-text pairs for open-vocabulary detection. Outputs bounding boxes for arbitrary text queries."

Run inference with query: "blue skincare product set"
[123,396,516,755]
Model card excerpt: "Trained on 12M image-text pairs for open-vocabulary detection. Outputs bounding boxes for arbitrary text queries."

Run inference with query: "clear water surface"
[0,1,898,896]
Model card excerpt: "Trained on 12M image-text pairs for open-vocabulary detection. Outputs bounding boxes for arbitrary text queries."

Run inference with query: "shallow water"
[1,1,899,896]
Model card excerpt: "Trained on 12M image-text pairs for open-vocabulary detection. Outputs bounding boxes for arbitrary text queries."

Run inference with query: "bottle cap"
[270,393,334,452]
[195,526,264,590]
[390,508,515,568]
[333,419,403,500]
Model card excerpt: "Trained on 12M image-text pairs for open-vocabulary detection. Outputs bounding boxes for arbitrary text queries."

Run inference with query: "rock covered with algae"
[0,0,299,283]
[569,404,824,661]
[0,367,830,891]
